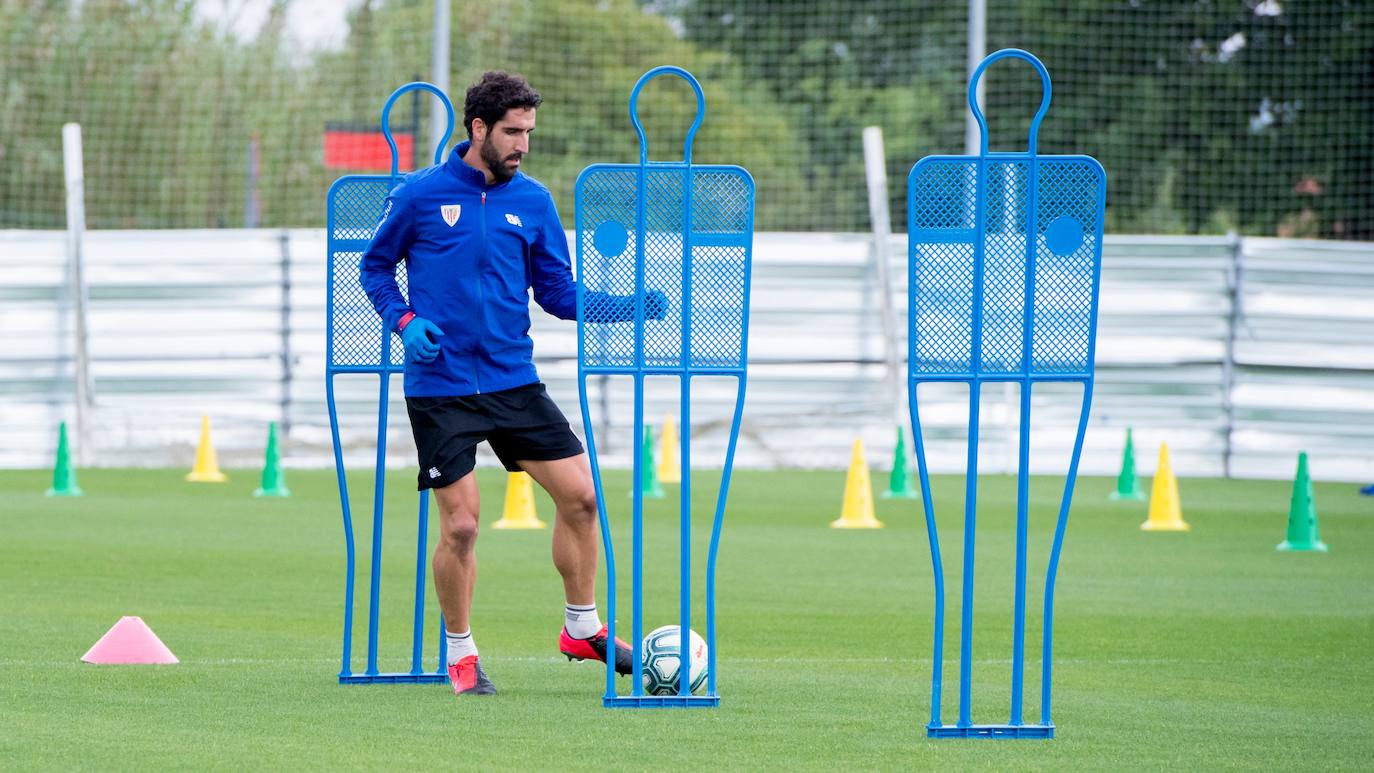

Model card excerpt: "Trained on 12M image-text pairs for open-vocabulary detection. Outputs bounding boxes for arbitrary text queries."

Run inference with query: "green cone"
[880,425,919,499]
[639,424,665,499]
[1109,427,1146,501]
[46,422,83,497]
[1277,452,1326,552]
[253,422,291,497]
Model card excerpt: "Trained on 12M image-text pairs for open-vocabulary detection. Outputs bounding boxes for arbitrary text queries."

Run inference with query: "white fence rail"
[2,229,1371,481]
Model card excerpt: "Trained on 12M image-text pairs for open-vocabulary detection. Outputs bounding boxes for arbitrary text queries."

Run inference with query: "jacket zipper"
[474,189,487,394]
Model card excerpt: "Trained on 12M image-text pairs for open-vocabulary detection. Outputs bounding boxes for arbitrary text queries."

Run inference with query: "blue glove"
[585,290,670,323]
[644,289,669,321]
[400,317,444,363]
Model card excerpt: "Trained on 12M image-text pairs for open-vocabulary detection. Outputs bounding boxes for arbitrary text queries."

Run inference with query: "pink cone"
[81,616,179,664]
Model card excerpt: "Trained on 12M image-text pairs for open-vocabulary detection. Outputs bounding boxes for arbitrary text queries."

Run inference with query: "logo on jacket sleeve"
[441,204,461,226]
[504,213,523,228]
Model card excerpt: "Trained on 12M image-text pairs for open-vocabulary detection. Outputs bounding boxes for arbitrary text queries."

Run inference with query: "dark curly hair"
[463,71,542,138]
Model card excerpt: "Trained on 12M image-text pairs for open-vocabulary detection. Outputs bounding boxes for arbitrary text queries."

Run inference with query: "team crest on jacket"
[505,213,523,228]
[441,204,461,226]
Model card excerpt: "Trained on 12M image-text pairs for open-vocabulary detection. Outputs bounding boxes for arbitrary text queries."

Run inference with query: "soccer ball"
[641,625,708,696]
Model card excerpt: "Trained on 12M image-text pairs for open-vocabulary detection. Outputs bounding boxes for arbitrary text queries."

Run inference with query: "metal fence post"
[279,229,294,438]
[1221,232,1244,478]
[63,123,94,466]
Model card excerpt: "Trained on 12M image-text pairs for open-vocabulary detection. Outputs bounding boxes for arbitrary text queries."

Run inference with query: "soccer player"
[360,71,666,696]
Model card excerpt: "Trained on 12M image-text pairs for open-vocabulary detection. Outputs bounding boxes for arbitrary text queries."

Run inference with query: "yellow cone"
[657,414,681,484]
[185,414,228,482]
[492,471,546,529]
[1141,443,1189,531]
[831,438,883,529]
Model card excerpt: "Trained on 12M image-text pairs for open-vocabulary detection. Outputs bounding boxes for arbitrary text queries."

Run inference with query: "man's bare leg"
[430,472,496,694]
[432,472,480,639]
[518,454,599,605]
[521,454,632,674]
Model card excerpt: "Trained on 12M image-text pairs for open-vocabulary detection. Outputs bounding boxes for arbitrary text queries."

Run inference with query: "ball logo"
[440,204,461,227]
[505,213,523,228]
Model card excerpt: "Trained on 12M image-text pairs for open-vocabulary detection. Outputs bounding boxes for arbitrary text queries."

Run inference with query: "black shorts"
[406,382,584,490]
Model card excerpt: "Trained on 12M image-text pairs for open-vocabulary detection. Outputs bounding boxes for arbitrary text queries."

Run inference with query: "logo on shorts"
[428,467,441,479]
[505,213,523,227]
[441,204,461,226]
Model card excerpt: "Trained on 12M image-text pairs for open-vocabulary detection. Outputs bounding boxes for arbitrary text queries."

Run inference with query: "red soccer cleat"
[447,654,496,696]
[559,625,634,675]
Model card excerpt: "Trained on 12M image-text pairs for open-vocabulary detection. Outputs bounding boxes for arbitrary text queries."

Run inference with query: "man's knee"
[561,487,599,525]
[439,509,480,547]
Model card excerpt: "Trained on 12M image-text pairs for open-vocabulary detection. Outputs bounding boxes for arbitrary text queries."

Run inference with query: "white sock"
[446,629,477,665]
[564,604,602,639]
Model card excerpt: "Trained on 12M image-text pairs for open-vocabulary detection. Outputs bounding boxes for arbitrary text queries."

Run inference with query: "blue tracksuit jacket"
[359,142,578,397]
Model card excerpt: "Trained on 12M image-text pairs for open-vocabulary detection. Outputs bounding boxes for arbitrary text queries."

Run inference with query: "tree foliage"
[671,0,1374,237]
[1,0,1369,236]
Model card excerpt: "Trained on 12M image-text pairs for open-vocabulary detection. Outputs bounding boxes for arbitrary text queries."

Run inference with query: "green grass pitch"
[1,467,1370,770]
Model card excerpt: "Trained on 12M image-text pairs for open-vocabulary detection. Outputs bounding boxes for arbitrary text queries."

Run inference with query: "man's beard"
[481,141,521,183]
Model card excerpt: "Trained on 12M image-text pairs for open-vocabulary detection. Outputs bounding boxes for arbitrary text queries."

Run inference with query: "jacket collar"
[446,140,518,190]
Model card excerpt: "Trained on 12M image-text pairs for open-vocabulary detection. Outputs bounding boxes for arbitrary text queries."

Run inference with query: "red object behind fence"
[324,127,414,172]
